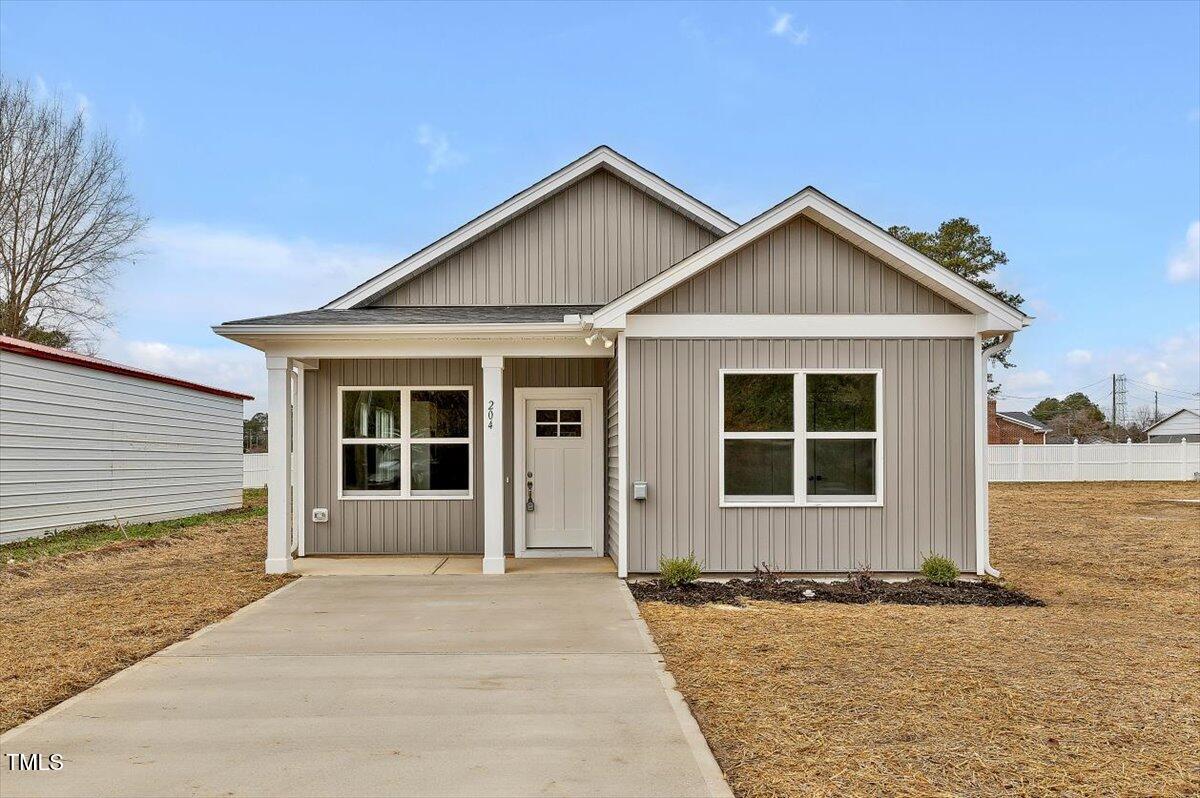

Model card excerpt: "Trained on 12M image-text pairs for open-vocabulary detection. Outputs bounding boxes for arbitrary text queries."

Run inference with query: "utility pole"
[1112,374,1118,442]
[1154,391,1159,422]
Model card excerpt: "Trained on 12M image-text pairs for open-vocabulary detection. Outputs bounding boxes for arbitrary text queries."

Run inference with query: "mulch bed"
[629,574,1044,608]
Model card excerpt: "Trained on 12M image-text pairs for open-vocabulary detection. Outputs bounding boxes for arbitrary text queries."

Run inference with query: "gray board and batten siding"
[372,169,719,307]
[302,357,609,555]
[638,215,967,315]
[623,337,978,574]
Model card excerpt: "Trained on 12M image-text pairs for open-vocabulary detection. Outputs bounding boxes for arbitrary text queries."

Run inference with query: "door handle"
[525,471,535,512]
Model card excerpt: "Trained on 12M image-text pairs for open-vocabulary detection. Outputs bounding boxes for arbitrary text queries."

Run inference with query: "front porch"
[260,339,624,577]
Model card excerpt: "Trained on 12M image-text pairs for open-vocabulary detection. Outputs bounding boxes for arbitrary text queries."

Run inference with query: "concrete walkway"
[1,575,729,798]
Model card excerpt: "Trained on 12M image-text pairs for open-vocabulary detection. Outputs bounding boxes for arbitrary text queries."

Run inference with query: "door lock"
[525,471,535,512]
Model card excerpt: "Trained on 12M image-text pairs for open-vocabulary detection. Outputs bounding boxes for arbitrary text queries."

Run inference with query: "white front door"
[522,396,599,551]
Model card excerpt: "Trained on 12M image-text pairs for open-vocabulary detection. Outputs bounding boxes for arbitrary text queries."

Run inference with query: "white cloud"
[1065,349,1093,365]
[1001,369,1053,393]
[75,93,91,124]
[415,123,466,174]
[768,8,809,45]
[32,74,49,100]
[1166,221,1199,283]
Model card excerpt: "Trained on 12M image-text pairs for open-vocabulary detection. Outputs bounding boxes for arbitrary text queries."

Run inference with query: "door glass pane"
[411,390,469,438]
[560,409,582,422]
[559,423,582,437]
[807,374,876,432]
[342,391,402,438]
[536,409,557,423]
[724,374,794,432]
[342,444,402,491]
[723,439,794,497]
[806,439,875,495]
[535,424,558,438]
[411,443,470,492]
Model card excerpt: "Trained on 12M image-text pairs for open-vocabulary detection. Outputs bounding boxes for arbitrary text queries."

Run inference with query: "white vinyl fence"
[243,453,269,488]
[989,440,1199,482]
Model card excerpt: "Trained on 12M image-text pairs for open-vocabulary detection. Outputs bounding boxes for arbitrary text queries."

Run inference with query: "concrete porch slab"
[292,555,617,576]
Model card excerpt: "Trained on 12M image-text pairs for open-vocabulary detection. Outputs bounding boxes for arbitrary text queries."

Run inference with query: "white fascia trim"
[323,147,737,310]
[624,314,980,338]
[226,336,612,360]
[995,412,1051,433]
[591,188,1028,331]
[213,321,585,338]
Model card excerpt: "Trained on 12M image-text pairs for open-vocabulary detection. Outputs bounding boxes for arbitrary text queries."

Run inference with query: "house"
[988,399,1050,444]
[0,336,251,543]
[1145,408,1200,442]
[214,146,1030,577]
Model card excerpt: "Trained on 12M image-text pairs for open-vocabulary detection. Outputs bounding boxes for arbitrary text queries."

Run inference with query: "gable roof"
[324,146,738,310]
[1145,408,1200,434]
[590,186,1030,332]
[218,304,601,330]
[996,410,1051,433]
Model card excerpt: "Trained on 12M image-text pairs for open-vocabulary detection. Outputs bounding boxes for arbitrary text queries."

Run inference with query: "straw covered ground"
[637,482,1200,797]
[0,490,293,733]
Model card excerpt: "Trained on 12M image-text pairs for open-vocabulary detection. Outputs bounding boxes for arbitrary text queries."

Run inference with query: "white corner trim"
[975,333,1014,576]
[512,387,605,559]
[624,314,980,338]
[323,147,737,310]
[616,332,629,578]
[591,188,1028,330]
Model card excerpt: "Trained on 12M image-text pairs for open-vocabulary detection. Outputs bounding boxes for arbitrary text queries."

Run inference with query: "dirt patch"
[0,491,292,733]
[631,575,1043,608]
[637,482,1200,798]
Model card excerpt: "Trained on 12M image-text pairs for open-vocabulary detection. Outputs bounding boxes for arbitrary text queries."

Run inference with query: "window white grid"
[337,385,473,501]
[718,368,883,508]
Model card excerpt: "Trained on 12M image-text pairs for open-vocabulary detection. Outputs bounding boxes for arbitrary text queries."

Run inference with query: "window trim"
[718,368,883,508]
[337,385,474,501]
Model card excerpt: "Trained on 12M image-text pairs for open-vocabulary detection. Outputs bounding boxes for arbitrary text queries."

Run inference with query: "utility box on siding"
[0,336,253,543]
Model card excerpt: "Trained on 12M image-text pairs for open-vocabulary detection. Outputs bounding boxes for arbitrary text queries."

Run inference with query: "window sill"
[339,492,474,501]
[719,499,882,509]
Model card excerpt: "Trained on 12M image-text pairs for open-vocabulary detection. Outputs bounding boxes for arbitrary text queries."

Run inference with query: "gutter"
[978,332,1015,579]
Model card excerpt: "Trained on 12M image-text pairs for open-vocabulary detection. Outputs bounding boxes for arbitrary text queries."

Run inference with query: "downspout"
[976,332,1015,578]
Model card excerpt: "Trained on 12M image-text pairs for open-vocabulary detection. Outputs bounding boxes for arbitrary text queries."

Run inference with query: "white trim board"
[624,314,981,338]
[513,387,605,559]
[325,146,738,310]
[226,337,614,360]
[591,188,1030,332]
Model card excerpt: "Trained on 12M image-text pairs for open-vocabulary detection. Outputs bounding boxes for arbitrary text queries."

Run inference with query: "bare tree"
[0,79,147,351]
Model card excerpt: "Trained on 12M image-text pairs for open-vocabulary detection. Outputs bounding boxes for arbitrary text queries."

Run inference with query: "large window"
[720,370,881,506]
[340,387,472,499]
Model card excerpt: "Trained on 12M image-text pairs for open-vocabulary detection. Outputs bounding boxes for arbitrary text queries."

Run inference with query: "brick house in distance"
[988,399,1050,444]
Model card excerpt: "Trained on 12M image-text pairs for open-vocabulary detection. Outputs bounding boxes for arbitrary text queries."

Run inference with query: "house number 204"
[487,400,495,429]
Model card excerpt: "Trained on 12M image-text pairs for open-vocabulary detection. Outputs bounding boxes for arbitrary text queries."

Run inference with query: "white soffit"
[324,146,738,310]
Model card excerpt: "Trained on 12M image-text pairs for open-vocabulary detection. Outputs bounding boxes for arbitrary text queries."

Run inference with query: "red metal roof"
[0,336,254,401]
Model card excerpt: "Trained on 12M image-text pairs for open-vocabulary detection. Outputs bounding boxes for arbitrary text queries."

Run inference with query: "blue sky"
[3,0,1198,415]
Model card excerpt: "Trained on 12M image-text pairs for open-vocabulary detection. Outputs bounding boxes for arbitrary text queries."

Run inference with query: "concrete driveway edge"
[618,582,735,798]
[0,577,307,746]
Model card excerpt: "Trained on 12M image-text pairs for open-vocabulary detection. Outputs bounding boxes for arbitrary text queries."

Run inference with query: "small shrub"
[659,554,703,587]
[752,561,782,585]
[848,562,874,591]
[921,554,959,585]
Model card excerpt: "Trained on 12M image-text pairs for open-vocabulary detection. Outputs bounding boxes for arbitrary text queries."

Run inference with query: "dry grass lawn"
[639,482,1200,797]
[0,490,292,733]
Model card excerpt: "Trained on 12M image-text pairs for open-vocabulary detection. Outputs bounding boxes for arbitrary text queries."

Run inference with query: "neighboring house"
[0,336,251,543]
[215,146,1030,577]
[988,400,1050,444]
[1144,408,1200,442]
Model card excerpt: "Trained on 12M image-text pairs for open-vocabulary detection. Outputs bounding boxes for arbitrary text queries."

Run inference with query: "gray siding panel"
[374,170,717,307]
[638,216,966,314]
[605,356,619,558]
[624,338,976,573]
[0,351,243,541]
[303,357,609,554]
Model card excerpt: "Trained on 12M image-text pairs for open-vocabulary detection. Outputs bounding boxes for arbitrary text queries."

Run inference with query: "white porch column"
[265,356,293,574]
[481,356,505,574]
